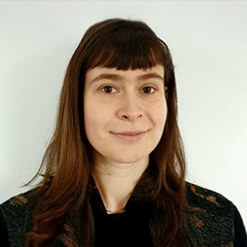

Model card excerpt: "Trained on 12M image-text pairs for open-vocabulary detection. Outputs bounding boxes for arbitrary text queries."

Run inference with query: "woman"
[0,18,246,247]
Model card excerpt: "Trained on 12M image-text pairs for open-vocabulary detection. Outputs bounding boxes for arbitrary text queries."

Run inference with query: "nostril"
[121,112,142,121]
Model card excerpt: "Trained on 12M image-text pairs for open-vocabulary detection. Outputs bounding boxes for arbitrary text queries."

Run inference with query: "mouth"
[110,131,148,142]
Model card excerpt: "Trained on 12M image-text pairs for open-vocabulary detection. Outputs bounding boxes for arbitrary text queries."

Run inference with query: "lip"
[111,131,147,142]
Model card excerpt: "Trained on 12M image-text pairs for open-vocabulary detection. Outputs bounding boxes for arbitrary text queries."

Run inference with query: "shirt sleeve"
[0,207,10,247]
[234,205,247,247]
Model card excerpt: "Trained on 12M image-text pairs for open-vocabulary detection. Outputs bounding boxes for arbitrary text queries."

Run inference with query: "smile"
[110,131,148,142]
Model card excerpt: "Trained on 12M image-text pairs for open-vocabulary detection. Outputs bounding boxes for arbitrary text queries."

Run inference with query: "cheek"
[84,103,96,139]
[84,102,108,136]
[153,103,167,129]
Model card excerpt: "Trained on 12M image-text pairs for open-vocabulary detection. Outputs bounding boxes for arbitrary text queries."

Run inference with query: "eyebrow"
[90,74,124,83]
[137,73,164,81]
[89,72,164,83]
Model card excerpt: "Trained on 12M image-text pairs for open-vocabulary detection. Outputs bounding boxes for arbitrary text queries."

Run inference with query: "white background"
[0,1,246,226]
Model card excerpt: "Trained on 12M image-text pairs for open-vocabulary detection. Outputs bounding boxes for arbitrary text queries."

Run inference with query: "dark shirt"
[91,189,153,247]
[0,182,247,247]
[0,210,9,247]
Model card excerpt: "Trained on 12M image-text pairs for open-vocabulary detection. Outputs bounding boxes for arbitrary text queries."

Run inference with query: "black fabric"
[234,205,247,247]
[185,183,247,247]
[91,189,153,247]
[0,207,9,247]
[0,182,247,247]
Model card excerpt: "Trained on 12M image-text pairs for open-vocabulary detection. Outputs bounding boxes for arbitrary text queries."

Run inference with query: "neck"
[92,156,149,213]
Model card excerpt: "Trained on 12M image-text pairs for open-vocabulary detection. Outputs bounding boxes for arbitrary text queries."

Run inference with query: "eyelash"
[100,85,158,94]
[101,86,118,94]
[142,86,157,94]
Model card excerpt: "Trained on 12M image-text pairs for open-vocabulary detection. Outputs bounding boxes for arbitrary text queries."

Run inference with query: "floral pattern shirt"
[0,182,246,247]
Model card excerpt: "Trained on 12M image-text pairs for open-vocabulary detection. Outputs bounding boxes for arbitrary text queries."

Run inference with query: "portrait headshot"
[0,1,246,247]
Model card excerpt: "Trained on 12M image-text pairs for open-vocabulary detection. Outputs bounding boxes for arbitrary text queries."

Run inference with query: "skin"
[84,65,167,212]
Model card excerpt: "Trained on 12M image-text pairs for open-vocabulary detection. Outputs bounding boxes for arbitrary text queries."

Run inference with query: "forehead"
[85,65,164,83]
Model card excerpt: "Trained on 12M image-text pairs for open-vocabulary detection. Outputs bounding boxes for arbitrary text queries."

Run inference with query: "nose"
[117,95,142,122]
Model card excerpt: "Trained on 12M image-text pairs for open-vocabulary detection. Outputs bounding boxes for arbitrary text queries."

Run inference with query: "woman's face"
[84,65,167,165]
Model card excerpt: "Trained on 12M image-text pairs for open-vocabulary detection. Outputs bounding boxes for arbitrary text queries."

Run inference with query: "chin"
[111,154,149,165]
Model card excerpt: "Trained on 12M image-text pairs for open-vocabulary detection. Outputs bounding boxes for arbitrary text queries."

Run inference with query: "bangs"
[83,20,169,70]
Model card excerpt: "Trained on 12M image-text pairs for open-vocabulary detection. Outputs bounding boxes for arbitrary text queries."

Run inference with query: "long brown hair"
[25,18,187,247]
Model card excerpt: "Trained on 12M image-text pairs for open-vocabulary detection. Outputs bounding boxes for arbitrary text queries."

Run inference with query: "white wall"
[0,1,246,226]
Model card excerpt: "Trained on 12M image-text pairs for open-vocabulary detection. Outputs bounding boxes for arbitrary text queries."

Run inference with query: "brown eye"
[102,86,115,93]
[142,86,155,94]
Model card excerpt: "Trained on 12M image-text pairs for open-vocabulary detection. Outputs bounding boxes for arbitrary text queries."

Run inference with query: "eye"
[142,86,156,94]
[101,86,117,94]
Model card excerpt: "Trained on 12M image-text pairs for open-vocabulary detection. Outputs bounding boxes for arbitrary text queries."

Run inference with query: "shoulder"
[0,189,36,218]
[186,182,234,212]
[0,190,76,247]
[0,189,37,247]
[185,182,247,247]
